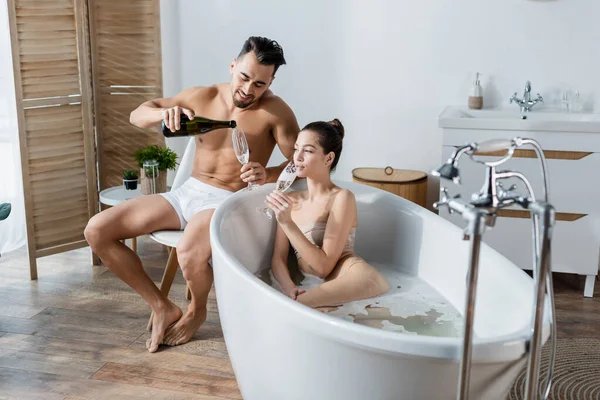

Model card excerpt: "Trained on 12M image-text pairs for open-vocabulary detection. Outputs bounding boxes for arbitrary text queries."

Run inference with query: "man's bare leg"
[84,195,183,352]
[163,209,215,346]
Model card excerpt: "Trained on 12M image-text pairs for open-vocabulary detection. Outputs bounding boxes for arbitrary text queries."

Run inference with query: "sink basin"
[439,106,600,133]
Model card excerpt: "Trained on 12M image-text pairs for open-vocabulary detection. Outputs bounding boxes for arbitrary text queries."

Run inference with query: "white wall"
[160,0,600,206]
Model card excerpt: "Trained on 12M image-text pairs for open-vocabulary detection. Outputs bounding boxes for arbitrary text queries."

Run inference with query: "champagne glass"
[232,127,253,191]
[258,160,298,219]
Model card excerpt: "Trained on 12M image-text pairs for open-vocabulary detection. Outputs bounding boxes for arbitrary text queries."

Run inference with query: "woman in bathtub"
[265,119,390,308]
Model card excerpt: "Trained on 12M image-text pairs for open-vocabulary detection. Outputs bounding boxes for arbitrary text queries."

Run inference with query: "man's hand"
[161,105,195,133]
[241,162,267,186]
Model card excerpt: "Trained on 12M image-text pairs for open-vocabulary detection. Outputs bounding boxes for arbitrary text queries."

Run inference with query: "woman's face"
[293,130,332,178]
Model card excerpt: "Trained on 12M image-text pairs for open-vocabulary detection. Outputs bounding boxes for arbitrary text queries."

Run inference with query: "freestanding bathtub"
[210,180,551,400]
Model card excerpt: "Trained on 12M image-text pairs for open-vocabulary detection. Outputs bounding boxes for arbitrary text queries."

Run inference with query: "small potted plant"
[134,145,178,195]
[0,203,11,221]
[123,169,139,190]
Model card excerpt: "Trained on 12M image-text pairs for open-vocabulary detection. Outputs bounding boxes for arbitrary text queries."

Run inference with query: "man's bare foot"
[146,301,182,353]
[163,305,207,346]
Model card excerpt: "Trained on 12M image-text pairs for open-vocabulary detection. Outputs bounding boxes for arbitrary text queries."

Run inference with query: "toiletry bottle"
[468,72,483,110]
[571,91,583,113]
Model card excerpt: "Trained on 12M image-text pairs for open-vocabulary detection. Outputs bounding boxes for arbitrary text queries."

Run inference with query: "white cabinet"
[439,107,600,297]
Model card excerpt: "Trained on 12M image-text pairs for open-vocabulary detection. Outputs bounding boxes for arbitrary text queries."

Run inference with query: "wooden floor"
[0,237,598,399]
[0,237,240,400]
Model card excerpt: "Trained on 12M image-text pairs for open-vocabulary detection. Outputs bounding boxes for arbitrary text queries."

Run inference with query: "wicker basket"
[140,168,167,195]
[352,167,428,207]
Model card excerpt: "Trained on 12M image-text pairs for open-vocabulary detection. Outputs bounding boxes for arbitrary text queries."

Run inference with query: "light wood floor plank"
[0,302,47,319]
[0,332,230,374]
[0,315,46,335]
[0,350,106,378]
[0,387,65,400]
[92,362,242,399]
[0,367,225,400]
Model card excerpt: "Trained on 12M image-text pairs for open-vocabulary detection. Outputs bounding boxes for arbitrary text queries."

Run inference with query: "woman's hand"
[265,191,294,224]
[283,285,306,300]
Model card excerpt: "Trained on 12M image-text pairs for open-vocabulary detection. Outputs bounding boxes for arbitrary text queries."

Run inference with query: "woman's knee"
[370,267,390,295]
[356,263,390,295]
[176,242,211,280]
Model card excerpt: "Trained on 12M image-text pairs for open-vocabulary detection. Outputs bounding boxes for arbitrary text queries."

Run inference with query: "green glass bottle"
[162,115,237,138]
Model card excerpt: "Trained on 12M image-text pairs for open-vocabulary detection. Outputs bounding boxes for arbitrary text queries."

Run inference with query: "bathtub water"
[328,266,464,337]
[261,265,464,337]
[210,180,551,400]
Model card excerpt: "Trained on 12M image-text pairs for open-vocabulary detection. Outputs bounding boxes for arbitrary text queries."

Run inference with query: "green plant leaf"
[123,169,138,179]
[0,203,11,221]
[134,145,178,171]
[157,147,178,171]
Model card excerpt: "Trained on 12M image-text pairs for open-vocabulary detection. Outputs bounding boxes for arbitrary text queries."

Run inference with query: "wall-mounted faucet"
[509,80,544,112]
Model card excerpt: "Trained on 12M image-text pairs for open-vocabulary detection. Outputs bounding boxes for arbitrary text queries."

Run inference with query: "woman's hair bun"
[327,118,344,139]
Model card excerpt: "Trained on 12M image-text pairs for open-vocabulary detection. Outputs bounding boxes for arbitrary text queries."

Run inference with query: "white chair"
[147,138,197,330]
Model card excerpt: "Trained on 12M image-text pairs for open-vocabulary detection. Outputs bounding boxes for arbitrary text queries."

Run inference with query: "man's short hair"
[238,36,286,75]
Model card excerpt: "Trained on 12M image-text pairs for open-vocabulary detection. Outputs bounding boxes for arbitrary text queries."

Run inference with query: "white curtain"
[0,1,26,255]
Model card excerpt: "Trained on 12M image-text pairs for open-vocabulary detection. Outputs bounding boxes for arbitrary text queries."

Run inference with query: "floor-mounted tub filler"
[210,138,554,400]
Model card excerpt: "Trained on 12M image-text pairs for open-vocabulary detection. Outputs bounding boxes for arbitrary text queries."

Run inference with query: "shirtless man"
[84,36,300,353]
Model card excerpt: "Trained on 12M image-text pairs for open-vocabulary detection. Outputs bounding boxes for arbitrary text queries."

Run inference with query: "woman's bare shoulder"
[332,188,356,205]
[329,189,357,225]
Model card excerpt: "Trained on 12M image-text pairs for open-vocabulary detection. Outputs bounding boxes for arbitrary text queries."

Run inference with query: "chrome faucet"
[509,80,544,112]
[433,137,557,400]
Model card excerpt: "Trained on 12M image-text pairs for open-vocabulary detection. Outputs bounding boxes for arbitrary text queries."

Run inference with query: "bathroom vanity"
[438,106,600,297]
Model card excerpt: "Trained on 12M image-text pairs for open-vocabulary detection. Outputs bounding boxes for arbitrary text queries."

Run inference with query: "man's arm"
[265,99,300,183]
[129,87,200,129]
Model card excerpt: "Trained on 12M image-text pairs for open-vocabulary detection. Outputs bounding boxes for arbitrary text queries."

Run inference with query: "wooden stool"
[352,167,428,207]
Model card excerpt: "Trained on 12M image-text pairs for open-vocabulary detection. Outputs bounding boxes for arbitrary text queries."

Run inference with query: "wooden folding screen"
[8,0,163,278]
[8,0,97,279]
[88,0,164,190]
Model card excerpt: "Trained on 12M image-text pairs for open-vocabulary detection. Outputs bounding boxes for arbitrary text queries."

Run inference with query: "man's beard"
[233,91,254,108]
[233,98,252,108]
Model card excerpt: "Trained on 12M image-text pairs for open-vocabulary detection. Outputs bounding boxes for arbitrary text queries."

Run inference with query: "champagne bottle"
[162,114,237,138]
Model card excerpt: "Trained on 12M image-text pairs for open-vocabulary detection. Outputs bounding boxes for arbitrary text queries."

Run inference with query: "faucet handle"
[536,93,544,103]
[497,182,521,201]
[434,188,464,214]
[438,187,449,202]
[509,92,518,103]
[434,187,450,211]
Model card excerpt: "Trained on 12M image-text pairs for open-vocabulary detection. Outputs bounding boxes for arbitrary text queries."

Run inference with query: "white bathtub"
[210,180,550,400]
